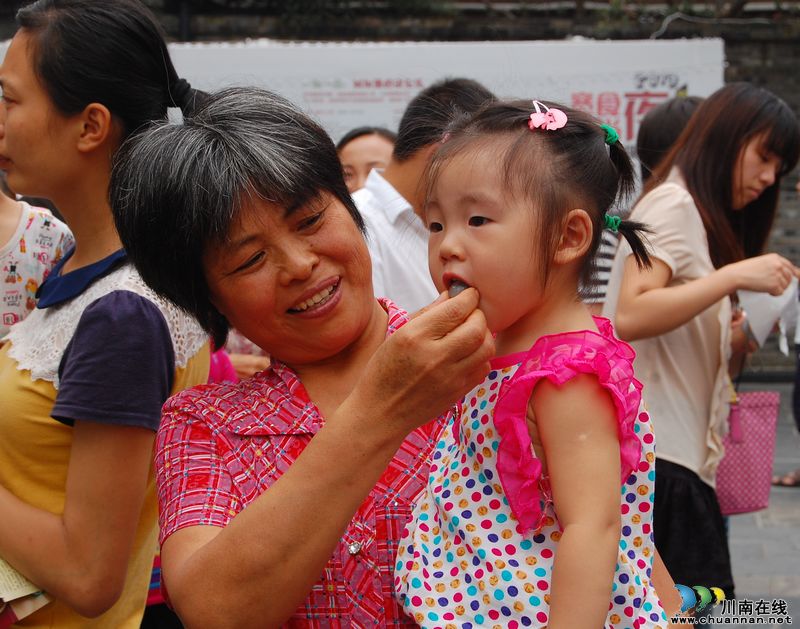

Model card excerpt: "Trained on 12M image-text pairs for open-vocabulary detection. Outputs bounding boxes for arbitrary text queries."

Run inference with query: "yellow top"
[0,262,209,628]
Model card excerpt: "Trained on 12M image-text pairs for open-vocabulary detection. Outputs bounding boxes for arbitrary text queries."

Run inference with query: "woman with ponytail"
[604,82,800,606]
[0,1,209,626]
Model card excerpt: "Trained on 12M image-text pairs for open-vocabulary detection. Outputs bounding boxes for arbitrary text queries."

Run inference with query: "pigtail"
[603,131,653,269]
[615,218,652,269]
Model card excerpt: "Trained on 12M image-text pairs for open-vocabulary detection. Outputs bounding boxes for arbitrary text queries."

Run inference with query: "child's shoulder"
[522,316,634,377]
[509,316,643,425]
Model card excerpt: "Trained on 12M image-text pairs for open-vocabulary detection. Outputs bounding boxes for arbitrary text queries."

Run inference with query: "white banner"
[1,37,724,144]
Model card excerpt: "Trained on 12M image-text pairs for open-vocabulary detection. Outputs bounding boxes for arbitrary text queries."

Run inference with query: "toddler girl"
[395,101,675,628]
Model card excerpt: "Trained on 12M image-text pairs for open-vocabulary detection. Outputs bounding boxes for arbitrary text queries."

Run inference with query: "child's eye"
[468,216,489,227]
[428,221,443,233]
[234,251,265,273]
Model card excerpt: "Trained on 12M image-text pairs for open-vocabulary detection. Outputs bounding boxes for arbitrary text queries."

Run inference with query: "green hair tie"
[600,123,619,146]
[604,214,621,233]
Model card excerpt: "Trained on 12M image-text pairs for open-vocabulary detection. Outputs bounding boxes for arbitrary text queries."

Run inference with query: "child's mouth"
[448,280,470,298]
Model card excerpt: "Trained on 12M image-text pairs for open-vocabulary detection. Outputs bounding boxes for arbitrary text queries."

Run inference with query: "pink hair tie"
[528,100,568,131]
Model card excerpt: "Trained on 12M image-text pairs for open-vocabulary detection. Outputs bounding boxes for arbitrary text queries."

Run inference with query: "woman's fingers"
[356,288,493,434]
[739,254,798,295]
[408,291,448,320]
[409,287,480,338]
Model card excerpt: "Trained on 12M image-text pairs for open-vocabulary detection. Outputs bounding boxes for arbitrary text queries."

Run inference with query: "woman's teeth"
[292,284,336,312]
[448,280,470,298]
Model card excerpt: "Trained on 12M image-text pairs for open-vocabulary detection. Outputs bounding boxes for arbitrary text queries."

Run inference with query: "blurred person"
[0,171,73,341]
[336,125,396,193]
[604,83,800,606]
[637,95,705,185]
[110,86,493,628]
[353,78,495,313]
[223,328,269,380]
[773,175,800,488]
[0,2,210,627]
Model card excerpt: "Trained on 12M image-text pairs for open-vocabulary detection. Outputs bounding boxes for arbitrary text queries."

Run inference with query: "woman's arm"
[615,253,799,342]
[0,421,154,617]
[530,374,622,629]
[161,288,494,629]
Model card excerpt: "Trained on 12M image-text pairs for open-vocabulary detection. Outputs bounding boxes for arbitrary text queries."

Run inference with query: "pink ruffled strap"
[494,316,643,534]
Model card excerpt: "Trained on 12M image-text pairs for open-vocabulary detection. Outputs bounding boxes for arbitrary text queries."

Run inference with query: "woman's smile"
[288,276,341,316]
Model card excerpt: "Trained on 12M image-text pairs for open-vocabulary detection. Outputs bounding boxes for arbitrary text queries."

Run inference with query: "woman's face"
[339,133,394,193]
[0,30,77,198]
[732,133,782,210]
[203,193,380,366]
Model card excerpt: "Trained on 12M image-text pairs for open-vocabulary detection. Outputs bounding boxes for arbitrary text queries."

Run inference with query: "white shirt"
[603,169,731,487]
[353,170,438,314]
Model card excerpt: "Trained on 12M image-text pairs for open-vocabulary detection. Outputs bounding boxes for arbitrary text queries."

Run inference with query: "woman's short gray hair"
[110,86,362,347]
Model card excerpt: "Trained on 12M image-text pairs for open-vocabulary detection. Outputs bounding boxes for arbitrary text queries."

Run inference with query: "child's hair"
[426,99,651,289]
[17,0,205,143]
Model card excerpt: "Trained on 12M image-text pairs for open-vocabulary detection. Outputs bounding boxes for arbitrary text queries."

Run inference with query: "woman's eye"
[234,252,265,272]
[299,212,323,230]
[468,216,489,227]
[428,221,443,233]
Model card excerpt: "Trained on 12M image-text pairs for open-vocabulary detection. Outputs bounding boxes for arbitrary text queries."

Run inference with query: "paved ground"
[709,381,800,626]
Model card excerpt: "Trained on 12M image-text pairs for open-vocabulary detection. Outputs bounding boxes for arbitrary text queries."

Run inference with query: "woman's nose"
[277,240,319,285]
[761,165,777,187]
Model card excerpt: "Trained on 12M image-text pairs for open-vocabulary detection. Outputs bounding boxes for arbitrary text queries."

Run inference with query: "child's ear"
[553,208,593,266]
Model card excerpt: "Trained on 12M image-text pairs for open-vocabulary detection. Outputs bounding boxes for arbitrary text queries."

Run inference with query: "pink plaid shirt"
[156,300,449,627]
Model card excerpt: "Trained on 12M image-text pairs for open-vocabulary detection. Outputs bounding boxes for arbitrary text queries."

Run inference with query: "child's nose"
[438,230,465,261]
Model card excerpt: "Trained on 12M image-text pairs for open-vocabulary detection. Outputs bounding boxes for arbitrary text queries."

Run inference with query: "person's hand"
[729,308,757,377]
[726,253,799,296]
[351,287,493,441]
[730,308,758,354]
[228,353,270,380]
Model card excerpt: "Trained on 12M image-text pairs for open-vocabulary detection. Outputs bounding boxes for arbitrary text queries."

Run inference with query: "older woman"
[110,86,493,628]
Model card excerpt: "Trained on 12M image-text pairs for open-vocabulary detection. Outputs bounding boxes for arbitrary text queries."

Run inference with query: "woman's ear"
[553,208,593,266]
[75,102,116,153]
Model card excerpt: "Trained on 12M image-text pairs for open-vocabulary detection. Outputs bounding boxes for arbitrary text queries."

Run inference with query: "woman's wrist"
[716,262,740,293]
[332,392,407,455]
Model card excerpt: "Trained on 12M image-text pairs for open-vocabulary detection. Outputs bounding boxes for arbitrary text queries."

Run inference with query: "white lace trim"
[6,263,207,387]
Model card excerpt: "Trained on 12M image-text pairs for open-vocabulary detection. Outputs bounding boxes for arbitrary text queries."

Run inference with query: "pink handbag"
[715,391,780,516]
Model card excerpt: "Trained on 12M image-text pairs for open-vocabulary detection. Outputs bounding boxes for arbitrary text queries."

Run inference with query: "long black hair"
[17,0,205,141]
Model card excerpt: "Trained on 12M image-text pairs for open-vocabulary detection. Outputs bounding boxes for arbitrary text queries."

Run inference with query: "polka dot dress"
[395,318,668,628]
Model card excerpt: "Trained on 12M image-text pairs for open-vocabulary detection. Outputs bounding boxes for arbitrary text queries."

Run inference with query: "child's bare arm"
[652,549,683,625]
[530,374,621,629]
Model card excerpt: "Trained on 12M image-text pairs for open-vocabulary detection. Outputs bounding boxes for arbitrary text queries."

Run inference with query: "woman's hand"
[350,287,494,442]
[724,253,799,296]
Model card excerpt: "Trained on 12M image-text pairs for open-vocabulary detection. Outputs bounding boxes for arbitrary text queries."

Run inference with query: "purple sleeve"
[52,290,175,430]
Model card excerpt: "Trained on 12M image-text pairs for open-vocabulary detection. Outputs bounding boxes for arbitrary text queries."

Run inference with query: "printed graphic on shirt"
[1,205,73,336]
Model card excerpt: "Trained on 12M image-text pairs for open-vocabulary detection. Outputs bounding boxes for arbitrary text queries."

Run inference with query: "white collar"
[363,169,416,224]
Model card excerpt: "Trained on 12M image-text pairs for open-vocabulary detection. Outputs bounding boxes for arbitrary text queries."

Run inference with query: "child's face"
[426,148,544,337]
